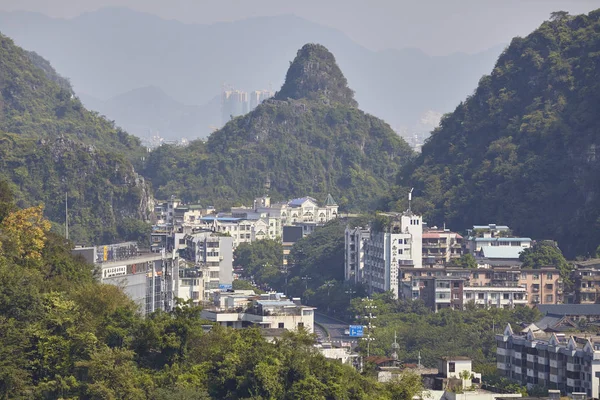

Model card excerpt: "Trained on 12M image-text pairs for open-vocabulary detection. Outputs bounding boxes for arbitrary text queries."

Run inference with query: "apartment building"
[571,259,600,304]
[363,212,423,298]
[422,228,464,266]
[344,226,370,284]
[496,324,600,397]
[403,276,528,311]
[201,292,315,333]
[182,230,233,300]
[74,242,178,315]
[399,266,562,308]
[466,224,531,255]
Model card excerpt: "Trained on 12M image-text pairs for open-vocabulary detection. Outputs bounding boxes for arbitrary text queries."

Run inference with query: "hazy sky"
[1,0,599,55]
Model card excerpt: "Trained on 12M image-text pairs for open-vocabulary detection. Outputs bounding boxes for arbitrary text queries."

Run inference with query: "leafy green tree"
[234,239,283,288]
[519,241,572,281]
[453,253,478,268]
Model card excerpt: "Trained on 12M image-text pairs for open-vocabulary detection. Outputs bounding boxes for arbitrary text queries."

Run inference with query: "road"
[314,312,359,347]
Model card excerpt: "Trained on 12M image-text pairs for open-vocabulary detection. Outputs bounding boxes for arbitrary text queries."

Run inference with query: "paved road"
[314,312,358,347]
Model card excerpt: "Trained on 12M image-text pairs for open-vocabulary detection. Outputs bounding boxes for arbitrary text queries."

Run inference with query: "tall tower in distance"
[221,85,249,127]
[249,89,275,111]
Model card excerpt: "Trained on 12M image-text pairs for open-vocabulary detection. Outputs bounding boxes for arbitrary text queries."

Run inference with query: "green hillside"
[399,10,600,257]
[144,43,414,210]
[0,33,150,244]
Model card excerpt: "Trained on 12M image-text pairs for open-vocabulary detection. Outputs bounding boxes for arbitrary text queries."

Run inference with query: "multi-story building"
[201,292,315,332]
[399,266,562,308]
[572,259,600,304]
[422,228,464,266]
[344,226,370,284]
[363,212,423,298]
[182,230,233,300]
[221,89,248,126]
[404,276,528,311]
[466,224,531,255]
[74,242,178,315]
[496,323,600,397]
[249,90,274,110]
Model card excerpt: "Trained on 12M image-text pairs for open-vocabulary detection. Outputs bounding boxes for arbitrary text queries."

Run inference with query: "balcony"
[566,362,581,372]
[527,354,536,362]
[537,356,546,364]
[497,348,509,356]
[550,360,558,368]
[514,352,522,360]
[566,378,581,388]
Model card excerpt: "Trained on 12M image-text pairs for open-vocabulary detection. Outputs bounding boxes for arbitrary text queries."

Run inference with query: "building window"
[533,274,540,280]
[521,272,527,279]
[465,293,472,299]
[503,293,510,300]
[546,294,553,303]
[478,293,484,300]
[449,362,455,373]
[473,273,479,279]
[278,322,284,329]
[546,273,553,279]
[453,282,460,288]
[298,322,304,329]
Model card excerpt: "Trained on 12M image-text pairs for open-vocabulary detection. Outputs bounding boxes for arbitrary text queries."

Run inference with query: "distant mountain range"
[0,8,504,140]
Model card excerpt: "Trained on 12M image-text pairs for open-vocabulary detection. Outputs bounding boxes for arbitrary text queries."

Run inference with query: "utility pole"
[65,192,69,240]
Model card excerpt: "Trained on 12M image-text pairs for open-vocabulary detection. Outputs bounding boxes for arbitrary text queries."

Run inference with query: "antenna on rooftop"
[408,188,414,212]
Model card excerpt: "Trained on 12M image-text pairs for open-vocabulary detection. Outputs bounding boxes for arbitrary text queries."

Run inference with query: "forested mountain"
[398,10,600,258]
[0,33,150,244]
[144,44,414,210]
[0,8,502,139]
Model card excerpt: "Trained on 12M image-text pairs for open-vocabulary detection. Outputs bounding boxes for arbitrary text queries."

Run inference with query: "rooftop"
[474,237,531,242]
[537,304,600,317]
[480,246,525,259]
[288,196,318,207]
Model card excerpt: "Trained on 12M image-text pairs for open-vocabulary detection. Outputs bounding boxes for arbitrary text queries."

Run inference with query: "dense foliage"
[0,33,151,245]
[0,190,423,400]
[233,239,283,289]
[143,44,414,211]
[399,10,600,258]
[353,295,541,369]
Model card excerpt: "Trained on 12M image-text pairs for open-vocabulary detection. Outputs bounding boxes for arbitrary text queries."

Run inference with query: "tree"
[0,204,51,266]
[453,253,477,269]
[233,239,283,288]
[519,241,572,281]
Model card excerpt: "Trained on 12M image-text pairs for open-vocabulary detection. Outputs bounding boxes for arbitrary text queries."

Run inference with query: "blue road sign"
[219,284,233,290]
[349,325,364,337]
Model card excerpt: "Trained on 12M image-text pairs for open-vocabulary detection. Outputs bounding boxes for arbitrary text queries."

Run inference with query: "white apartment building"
[466,224,531,255]
[344,226,370,284]
[496,324,600,398]
[363,212,423,298]
[182,231,233,300]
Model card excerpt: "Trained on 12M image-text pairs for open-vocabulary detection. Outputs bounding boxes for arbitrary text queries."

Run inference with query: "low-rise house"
[201,292,315,332]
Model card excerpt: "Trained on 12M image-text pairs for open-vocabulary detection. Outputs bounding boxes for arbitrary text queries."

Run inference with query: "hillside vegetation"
[399,10,600,257]
[144,44,414,210]
[0,33,150,244]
